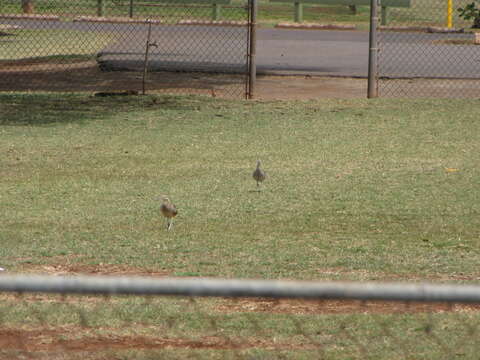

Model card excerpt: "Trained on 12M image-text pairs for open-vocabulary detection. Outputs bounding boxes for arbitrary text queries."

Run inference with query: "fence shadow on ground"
[0,59,245,97]
[0,91,208,126]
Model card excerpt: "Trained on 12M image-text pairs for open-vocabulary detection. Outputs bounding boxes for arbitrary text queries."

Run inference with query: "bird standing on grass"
[160,196,178,230]
[252,160,266,188]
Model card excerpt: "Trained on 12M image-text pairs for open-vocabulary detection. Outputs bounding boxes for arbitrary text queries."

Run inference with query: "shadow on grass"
[0,60,246,103]
[0,54,95,66]
[0,93,207,126]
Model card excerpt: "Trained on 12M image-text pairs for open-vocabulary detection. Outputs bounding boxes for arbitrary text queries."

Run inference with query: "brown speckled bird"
[252,160,266,188]
[160,196,178,230]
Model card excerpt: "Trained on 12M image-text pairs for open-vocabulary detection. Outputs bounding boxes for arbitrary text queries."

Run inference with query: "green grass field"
[1,93,479,281]
[1,0,477,28]
[1,93,480,358]
[0,28,116,61]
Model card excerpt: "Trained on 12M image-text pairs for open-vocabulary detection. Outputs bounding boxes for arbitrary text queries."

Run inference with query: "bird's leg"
[167,219,172,231]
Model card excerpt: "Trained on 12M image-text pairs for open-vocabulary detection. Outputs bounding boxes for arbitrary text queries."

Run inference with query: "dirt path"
[256,75,366,99]
[0,60,366,99]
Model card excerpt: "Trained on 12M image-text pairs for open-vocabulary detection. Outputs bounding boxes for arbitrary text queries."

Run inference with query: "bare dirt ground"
[4,59,478,99]
[8,59,480,100]
[0,60,367,99]
[0,328,317,357]
[256,74,366,99]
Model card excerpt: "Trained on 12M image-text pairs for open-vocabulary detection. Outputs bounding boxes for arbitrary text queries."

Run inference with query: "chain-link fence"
[0,0,253,98]
[1,275,480,359]
[377,0,480,97]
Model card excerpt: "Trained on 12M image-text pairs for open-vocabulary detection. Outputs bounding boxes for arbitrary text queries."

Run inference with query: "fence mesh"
[1,276,480,359]
[378,0,480,98]
[0,0,251,98]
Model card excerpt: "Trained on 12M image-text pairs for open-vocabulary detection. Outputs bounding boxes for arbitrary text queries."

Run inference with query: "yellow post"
[447,0,453,28]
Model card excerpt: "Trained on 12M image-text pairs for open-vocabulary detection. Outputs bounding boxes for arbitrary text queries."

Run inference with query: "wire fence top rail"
[1,275,480,303]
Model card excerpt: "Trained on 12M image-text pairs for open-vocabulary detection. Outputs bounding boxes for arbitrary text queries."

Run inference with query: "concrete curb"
[475,33,480,44]
[275,22,356,30]
[72,17,248,26]
[73,16,164,24]
[379,25,465,33]
[426,26,465,33]
[0,24,22,30]
[177,20,247,27]
[0,14,59,21]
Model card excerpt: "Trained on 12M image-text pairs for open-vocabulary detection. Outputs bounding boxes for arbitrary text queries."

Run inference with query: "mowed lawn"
[1,93,480,282]
[2,0,474,28]
[0,29,116,61]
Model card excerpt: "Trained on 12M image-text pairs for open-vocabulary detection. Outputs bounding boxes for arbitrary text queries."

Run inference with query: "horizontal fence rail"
[2,275,480,303]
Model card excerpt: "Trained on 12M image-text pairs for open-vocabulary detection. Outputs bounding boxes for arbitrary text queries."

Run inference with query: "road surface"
[1,18,480,78]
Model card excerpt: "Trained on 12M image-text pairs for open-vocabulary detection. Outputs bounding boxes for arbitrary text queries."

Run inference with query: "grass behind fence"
[1,94,480,282]
[388,0,475,28]
[2,0,478,28]
[0,29,116,61]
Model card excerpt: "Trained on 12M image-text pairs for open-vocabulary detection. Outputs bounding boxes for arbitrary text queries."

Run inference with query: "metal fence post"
[381,6,387,25]
[248,0,257,99]
[294,2,303,23]
[212,3,222,20]
[97,0,105,16]
[447,0,453,28]
[129,0,134,18]
[367,0,379,98]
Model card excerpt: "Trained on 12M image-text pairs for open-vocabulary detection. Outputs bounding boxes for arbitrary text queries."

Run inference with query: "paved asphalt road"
[2,18,480,78]
[96,26,480,78]
[257,28,369,76]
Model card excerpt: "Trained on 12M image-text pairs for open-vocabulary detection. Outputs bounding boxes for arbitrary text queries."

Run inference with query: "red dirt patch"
[17,259,170,277]
[216,297,480,314]
[0,327,314,353]
[37,263,170,277]
[16,255,170,277]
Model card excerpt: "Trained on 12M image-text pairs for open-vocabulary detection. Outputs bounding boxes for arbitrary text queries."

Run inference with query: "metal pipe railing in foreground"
[0,275,479,303]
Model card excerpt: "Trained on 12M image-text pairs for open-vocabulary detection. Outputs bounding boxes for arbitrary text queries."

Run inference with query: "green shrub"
[457,1,480,28]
